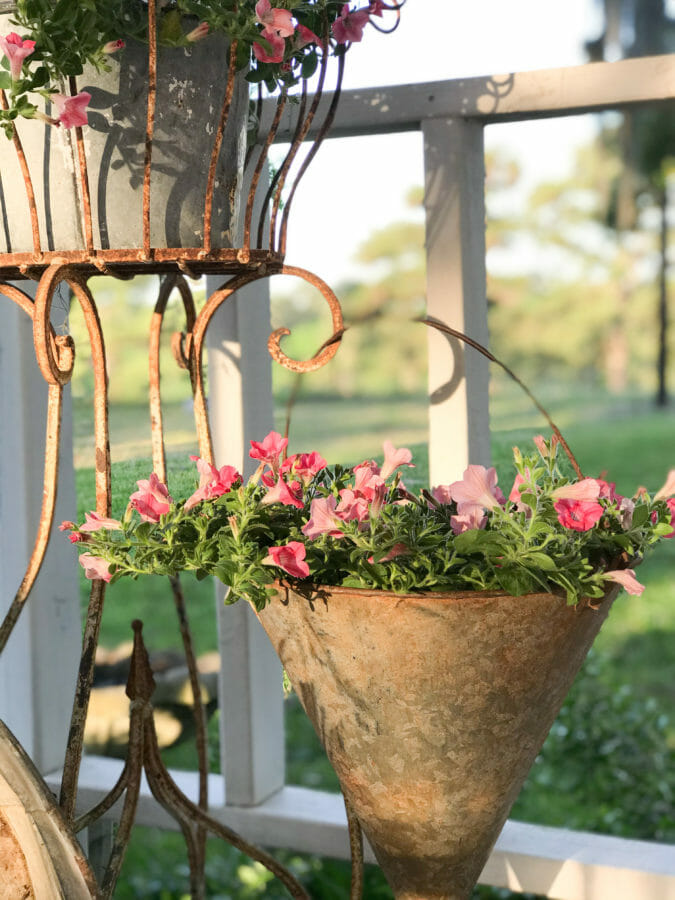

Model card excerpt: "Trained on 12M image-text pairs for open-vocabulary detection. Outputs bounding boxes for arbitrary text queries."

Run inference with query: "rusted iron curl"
[74,621,311,900]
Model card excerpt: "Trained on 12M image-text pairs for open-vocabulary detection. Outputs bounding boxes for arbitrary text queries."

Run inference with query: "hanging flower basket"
[256,581,620,899]
[0,29,249,254]
[0,1,403,268]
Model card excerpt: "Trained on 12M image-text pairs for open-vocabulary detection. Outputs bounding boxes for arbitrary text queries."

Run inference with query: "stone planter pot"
[257,583,619,900]
[0,22,249,253]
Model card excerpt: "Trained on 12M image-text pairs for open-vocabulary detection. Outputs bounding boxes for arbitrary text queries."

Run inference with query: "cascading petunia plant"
[0,0,400,137]
[62,431,675,611]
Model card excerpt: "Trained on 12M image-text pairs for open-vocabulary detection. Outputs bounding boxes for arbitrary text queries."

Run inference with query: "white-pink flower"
[79,511,122,532]
[255,0,295,36]
[302,496,344,539]
[129,473,173,523]
[332,4,371,43]
[53,92,91,129]
[0,32,35,80]
[379,440,414,481]
[550,478,601,501]
[654,469,675,500]
[448,465,503,512]
[450,508,487,535]
[79,553,113,583]
[604,569,645,596]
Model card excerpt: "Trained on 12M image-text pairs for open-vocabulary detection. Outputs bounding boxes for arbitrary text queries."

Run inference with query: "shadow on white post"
[0,291,81,774]
[206,273,285,807]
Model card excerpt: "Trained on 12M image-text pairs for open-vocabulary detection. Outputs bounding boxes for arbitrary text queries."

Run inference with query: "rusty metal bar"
[0,89,42,256]
[142,0,158,259]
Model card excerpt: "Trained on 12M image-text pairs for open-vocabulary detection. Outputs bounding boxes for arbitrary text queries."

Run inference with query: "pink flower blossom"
[551,478,601,501]
[250,432,288,468]
[79,511,123,532]
[604,569,645,596]
[379,440,414,481]
[262,541,310,578]
[336,489,370,523]
[369,0,385,15]
[186,22,209,42]
[184,457,241,510]
[53,92,91,129]
[553,498,604,532]
[0,32,35,80]
[79,553,113,583]
[663,497,675,538]
[295,24,321,48]
[103,39,125,53]
[431,484,453,505]
[654,469,675,500]
[302,496,345,539]
[69,532,86,543]
[368,542,408,564]
[332,4,371,43]
[59,520,75,531]
[255,0,295,37]
[282,451,326,486]
[253,27,286,62]
[261,477,303,509]
[129,473,173,523]
[353,464,385,501]
[448,465,504,512]
[450,508,487,535]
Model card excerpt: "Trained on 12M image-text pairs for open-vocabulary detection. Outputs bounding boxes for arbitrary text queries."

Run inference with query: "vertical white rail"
[422,118,491,485]
[0,293,81,773]
[206,275,286,807]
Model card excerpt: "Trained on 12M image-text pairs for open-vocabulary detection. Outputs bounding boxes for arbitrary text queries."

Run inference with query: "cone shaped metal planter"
[257,583,619,900]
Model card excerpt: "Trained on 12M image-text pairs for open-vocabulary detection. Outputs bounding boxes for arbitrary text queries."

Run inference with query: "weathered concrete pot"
[0,23,248,253]
[257,583,618,900]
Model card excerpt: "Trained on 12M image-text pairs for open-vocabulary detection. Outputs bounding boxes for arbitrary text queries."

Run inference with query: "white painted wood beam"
[260,54,675,140]
[46,757,675,900]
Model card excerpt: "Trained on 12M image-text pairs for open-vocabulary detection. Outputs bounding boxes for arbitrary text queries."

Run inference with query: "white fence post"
[422,117,491,486]
[0,292,81,773]
[206,275,286,807]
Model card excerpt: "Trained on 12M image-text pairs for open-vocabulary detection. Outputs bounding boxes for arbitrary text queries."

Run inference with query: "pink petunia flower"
[450,508,487,535]
[129,473,173,523]
[302,495,345,539]
[261,476,304,509]
[186,22,209,42]
[332,4,371,43]
[551,478,601,502]
[281,451,326,486]
[262,541,310,578]
[253,27,286,62]
[295,23,321,49]
[69,532,86,543]
[431,484,453,505]
[654,469,675,500]
[52,92,91,129]
[184,457,241,510]
[59,520,76,531]
[79,511,123,532]
[663,497,675,538]
[379,440,414,481]
[353,464,385,501]
[250,432,288,469]
[553,498,604,532]
[336,489,370,523]
[79,553,113,583]
[604,569,645,596]
[369,0,385,15]
[255,0,295,37]
[0,32,35,80]
[103,39,125,53]
[448,465,504,512]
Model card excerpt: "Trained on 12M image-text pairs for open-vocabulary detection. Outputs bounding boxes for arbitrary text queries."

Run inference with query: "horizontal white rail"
[261,54,675,140]
[46,757,675,899]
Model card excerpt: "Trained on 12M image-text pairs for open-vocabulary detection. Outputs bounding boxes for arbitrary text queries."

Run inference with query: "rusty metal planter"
[257,582,620,900]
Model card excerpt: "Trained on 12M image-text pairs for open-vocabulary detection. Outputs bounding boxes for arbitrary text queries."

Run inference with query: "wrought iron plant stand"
[0,1,368,895]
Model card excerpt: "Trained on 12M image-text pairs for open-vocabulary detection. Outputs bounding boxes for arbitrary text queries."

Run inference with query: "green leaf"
[632,504,650,528]
[524,551,557,571]
[0,73,11,91]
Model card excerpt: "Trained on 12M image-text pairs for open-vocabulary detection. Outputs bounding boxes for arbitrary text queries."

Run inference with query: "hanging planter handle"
[419,315,584,479]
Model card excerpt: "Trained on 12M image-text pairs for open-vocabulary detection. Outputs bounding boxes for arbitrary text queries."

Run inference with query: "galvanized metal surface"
[257,583,620,900]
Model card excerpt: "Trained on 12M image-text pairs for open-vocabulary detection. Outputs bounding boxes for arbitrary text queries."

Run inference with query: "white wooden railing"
[1,54,674,897]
